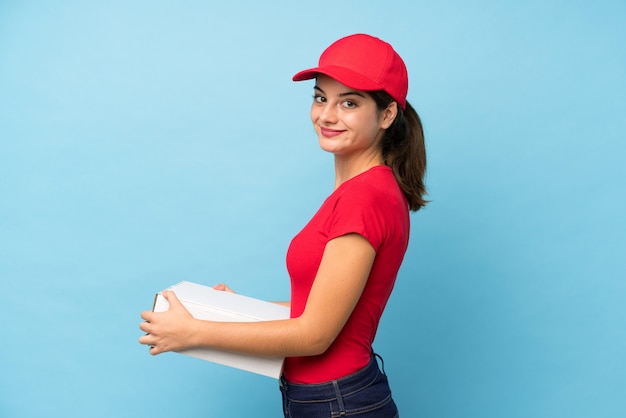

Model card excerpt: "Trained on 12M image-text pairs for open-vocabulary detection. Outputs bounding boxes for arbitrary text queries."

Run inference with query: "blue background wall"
[1,1,624,417]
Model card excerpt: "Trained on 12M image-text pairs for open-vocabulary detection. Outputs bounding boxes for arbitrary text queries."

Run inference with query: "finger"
[213,283,235,293]
[139,321,151,333]
[138,333,153,346]
[141,310,154,321]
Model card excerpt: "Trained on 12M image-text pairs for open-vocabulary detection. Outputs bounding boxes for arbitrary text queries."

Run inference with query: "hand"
[139,290,198,355]
[213,283,235,293]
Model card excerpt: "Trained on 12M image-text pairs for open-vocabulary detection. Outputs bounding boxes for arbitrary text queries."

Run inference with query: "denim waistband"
[279,355,384,402]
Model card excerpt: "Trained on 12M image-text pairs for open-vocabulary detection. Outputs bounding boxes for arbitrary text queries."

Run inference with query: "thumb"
[162,290,184,309]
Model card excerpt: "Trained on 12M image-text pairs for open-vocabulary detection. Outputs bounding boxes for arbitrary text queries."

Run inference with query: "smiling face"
[310,75,397,162]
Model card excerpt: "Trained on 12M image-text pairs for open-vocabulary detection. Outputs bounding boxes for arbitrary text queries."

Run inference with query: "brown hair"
[370,91,428,211]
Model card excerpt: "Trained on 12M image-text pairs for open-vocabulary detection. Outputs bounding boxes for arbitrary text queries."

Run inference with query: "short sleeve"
[326,182,389,251]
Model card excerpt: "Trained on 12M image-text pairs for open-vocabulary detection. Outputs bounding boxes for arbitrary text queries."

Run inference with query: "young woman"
[140,33,427,417]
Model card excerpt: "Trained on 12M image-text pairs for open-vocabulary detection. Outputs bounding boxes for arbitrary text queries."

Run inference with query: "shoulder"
[336,166,405,208]
[328,166,408,250]
[330,166,408,228]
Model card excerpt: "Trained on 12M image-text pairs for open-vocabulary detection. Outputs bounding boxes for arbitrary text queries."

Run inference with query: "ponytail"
[370,91,428,211]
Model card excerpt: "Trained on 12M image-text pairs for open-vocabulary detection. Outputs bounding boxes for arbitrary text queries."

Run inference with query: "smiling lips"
[320,127,346,138]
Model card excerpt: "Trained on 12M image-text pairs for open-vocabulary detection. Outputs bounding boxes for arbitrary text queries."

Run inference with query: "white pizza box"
[152,281,290,379]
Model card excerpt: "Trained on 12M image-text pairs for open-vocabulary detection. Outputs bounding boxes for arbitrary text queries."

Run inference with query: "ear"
[379,101,398,130]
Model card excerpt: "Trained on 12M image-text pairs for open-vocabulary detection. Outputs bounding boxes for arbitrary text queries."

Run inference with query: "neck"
[333,153,384,190]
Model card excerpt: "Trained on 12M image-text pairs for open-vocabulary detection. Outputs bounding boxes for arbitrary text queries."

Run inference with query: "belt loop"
[373,351,387,375]
[331,380,347,416]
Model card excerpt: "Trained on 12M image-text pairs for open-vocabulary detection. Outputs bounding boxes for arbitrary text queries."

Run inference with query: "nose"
[318,102,338,124]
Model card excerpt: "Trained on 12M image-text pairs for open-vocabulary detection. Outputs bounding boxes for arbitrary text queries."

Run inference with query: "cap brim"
[292,65,384,92]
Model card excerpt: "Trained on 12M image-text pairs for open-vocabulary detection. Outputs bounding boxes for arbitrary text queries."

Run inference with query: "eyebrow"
[314,85,367,99]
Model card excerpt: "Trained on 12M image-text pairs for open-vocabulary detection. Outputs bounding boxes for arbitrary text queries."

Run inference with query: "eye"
[313,94,326,103]
[342,100,357,109]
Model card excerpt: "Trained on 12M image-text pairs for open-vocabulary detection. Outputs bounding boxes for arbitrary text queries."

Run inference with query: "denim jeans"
[279,354,399,417]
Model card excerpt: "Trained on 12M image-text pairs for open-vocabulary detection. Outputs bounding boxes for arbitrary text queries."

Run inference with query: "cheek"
[310,105,319,124]
[344,114,378,138]
[359,119,386,144]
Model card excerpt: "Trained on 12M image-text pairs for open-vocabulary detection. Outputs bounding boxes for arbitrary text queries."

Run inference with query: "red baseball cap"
[292,34,408,109]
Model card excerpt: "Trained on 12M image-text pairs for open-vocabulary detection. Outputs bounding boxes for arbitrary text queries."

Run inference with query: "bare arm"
[139,233,374,357]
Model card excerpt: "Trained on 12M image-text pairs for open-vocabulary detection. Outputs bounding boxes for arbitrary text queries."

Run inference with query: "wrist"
[189,318,217,350]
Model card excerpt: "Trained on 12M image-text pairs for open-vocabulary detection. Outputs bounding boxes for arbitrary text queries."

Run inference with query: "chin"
[318,140,342,154]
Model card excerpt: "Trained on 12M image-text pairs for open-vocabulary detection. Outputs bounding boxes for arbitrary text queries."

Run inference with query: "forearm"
[190,316,326,358]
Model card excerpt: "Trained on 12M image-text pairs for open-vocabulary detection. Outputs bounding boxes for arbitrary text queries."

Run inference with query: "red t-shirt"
[283,166,410,384]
